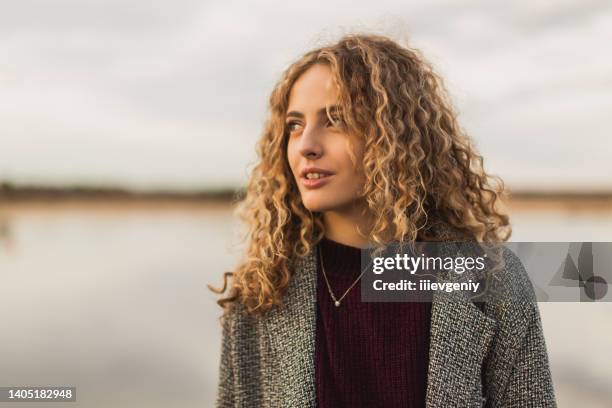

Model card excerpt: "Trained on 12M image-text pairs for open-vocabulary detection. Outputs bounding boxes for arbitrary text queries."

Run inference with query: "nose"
[298,124,323,160]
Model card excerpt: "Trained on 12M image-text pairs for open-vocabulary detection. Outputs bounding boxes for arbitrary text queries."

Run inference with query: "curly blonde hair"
[209,33,511,317]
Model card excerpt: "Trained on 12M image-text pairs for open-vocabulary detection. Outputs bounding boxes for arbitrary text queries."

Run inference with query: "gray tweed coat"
[215,232,557,407]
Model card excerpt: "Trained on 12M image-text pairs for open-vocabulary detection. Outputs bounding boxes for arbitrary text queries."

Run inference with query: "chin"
[302,202,326,213]
[301,197,330,213]
[301,196,346,213]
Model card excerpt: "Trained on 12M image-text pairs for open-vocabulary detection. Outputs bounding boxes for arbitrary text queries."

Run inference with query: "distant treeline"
[1,181,611,202]
[0,181,244,202]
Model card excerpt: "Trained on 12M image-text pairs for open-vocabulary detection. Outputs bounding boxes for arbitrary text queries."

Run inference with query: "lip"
[300,173,334,189]
[299,167,335,189]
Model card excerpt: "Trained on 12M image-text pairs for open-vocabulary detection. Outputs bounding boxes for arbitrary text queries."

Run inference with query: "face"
[285,63,366,214]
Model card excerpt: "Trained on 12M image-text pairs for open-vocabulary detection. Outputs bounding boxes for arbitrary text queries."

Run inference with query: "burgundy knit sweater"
[315,236,432,408]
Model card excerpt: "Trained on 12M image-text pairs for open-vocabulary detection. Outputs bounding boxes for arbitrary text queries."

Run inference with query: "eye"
[286,121,302,133]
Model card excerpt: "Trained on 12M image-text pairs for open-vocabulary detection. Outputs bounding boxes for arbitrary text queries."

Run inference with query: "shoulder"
[478,245,542,329]
[487,245,537,304]
[222,300,260,330]
[438,239,537,306]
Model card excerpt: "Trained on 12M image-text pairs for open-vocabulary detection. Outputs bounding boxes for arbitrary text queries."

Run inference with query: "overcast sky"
[1,0,611,192]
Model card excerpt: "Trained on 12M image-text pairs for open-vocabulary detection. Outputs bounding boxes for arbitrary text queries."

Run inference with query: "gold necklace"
[318,244,371,307]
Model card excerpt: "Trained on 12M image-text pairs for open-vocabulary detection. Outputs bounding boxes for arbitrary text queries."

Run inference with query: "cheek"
[286,140,298,175]
[341,136,364,170]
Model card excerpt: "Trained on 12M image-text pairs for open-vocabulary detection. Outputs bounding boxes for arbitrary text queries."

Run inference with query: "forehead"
[287,64,338,111]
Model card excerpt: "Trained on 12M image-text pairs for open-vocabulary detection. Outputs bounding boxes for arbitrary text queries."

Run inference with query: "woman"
[210,33,557,407]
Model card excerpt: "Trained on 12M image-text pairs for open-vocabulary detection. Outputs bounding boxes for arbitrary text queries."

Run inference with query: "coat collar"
[262,227,499,407]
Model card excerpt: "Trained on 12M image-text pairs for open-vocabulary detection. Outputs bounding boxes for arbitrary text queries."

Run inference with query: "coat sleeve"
[496,301,558,408]
[215,310,235,408]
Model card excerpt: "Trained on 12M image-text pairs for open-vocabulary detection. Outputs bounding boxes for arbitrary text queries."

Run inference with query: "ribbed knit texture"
[315,236,432,408]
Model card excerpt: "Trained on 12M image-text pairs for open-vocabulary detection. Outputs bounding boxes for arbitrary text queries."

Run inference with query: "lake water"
[0,200,611,407]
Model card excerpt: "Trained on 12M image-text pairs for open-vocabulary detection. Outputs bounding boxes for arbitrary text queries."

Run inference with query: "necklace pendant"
[334,300,341,307]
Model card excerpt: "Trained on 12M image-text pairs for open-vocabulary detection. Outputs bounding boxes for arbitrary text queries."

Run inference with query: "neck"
[322,201,373,249]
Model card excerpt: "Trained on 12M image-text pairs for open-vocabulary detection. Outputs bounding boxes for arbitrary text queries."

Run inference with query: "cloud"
[0,0,610,190]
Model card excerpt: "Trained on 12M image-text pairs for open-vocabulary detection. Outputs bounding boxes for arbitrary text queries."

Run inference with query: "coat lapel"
[424,239,498,407]
[424,279,498,407]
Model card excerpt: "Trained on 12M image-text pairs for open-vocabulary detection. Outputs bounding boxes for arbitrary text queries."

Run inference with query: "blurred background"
[1,0,611,407]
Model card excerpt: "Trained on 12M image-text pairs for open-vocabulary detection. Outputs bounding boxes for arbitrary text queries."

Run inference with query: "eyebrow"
[285,105,341,120]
